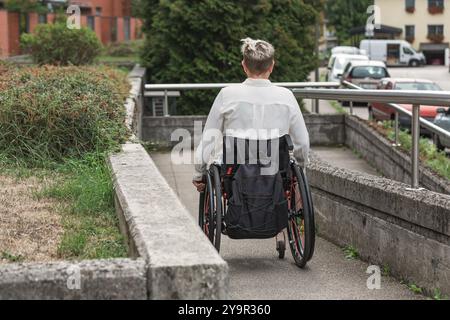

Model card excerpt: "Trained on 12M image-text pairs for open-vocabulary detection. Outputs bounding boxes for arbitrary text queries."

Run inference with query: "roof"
[331,53,369,59]
[348,60,387,67]
[349,24,403,36]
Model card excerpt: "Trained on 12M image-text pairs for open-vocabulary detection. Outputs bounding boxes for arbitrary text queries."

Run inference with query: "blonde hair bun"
[240,37,275,75]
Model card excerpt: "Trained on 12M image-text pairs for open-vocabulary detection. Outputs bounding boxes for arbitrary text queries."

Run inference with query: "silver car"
[340,60,390,89]
[433,108,450,151]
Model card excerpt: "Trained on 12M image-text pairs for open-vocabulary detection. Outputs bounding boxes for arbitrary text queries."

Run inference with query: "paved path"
[303,99,369,120]
[150,150,422,300]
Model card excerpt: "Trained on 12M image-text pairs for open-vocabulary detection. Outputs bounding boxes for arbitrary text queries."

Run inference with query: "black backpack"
[222,136,291,239]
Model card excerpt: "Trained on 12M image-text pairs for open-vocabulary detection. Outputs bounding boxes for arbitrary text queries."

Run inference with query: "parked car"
[433,108,450,151]
[369,78,445,135]
[360,39,426,67]
[341,60,390,89]
[326,53,369,82]
[331,46,366,56]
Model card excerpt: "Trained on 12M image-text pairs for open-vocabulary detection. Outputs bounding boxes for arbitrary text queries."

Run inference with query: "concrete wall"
[109,144,229,299]
[110,66,229,299]
[141,113,448,194]
[345,116,450,195]
[0,259,147,300]
[141,114,346,147]
[307,157,450,296]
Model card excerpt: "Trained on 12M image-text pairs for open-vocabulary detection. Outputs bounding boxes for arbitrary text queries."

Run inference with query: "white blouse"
[193,78,310,181]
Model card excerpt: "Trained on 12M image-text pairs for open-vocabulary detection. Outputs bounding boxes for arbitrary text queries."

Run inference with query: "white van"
[327,53,369,82]
[360,40,426,67]
[331,46,367,56]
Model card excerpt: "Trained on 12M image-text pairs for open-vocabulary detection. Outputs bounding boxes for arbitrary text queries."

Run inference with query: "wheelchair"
[198,135,315,268]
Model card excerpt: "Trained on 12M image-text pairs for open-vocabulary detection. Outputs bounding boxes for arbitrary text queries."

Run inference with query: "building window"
[38,14,47,24]
[87,16,95,31]
[95,7,102,16]
[405,25,415,42]
[124,17,131,41]
[428,0,444,13]
[111,17,118,42]
[405,0,415,12]
[428,25,444,42]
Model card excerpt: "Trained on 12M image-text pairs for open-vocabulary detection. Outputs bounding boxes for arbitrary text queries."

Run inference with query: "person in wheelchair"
[193,38,314,268]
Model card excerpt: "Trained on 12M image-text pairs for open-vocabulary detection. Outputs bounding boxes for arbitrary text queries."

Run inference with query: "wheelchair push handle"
[284,135,294,151]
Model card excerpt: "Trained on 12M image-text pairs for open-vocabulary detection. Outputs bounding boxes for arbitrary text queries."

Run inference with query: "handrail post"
[393,111,401,147]
[316,99,320,113]
[349,101,354,115]
[163,89,170,116]
[411,104,420,189]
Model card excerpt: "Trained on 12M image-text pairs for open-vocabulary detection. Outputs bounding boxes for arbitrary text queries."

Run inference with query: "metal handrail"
[293,88,450,106]
[292,85,450,140]
[145,82,341,91]
[293,81,450,189]
[144,80,450,189]
[341,81,450,140]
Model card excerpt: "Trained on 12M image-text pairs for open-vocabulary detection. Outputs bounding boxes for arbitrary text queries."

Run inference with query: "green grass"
[381,121,450,180]
[343,245,359,260]
[407,283,423,295]
[97,40,143,65]
[97,55,140,64]
[1,251,25,263]
[382,264,391,277]
[330,100,347,114]
[432,288,449,300]
[35,154,127,260]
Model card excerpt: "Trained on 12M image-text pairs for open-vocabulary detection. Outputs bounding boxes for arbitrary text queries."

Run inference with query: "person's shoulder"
[272,85,297,103]
[221,83,245,93]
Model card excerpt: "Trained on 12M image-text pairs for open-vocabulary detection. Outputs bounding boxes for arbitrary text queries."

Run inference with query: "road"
[150,148,422,300]
[305,66,450,120]
[388,66,450,91]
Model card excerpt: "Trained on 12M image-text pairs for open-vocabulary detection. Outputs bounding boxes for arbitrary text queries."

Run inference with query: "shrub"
[0,65,130,165]
[21,23,102,66]
[104,40,143,57]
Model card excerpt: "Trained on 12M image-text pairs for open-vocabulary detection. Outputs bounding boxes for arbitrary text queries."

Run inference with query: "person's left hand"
[193,180,206,192]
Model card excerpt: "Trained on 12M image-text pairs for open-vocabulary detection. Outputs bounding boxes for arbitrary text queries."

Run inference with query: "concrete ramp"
[150,150,423,300]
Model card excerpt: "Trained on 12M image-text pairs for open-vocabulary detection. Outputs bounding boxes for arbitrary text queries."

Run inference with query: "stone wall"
[109,143,229,299]
[307,158,450,296]
[141,114,346,147]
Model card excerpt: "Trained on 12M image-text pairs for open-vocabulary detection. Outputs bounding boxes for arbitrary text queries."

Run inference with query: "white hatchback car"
[327,53,369,82]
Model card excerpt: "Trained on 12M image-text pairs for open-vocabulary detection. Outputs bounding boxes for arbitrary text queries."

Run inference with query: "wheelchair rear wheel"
[287,164,316,268]
[198,165,223,252]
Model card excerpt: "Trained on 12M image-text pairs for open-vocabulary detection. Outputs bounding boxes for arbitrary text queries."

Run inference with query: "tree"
[325,0,374,45]
[141,0,321,115]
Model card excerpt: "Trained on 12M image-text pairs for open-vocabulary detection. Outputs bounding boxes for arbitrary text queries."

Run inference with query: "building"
[0,0,143,58]
[374,0,450,65]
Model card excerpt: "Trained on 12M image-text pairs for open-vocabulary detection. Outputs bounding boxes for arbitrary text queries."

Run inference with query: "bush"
[0,65,130,165]
[104,40,143,57]
[141,0,321,115]
[21,23,102,66]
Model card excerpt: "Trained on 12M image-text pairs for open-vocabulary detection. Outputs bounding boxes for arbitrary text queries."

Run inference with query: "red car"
[370,78,444,128]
